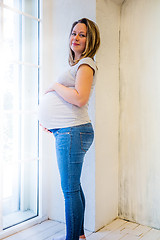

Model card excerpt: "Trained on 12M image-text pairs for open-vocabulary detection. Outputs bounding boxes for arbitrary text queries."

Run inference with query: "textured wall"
[42,0,160,231]
[119,0,160,229]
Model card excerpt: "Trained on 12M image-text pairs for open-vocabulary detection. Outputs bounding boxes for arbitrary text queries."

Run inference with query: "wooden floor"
[2,218,160,240]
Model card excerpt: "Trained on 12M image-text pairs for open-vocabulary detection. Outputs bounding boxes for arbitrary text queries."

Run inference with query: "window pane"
[1,0,40,228]
[22,66,39,112]
[1,64,39,229]
[3,161,38,229]
[1,63,20,166]
[3,0,39,18]
[22,16,38,65]
[3,0,21,10]
[20,160,38,213]
[3,9,38,65]
[22,0,38,18]
[3,9,20,62]
[21,113,39,162]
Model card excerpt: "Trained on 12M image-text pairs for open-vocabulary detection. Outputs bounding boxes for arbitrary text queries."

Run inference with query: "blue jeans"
[50,123,94,240]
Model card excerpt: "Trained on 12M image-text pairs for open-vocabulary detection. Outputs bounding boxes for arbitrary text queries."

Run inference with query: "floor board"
[1,218,160,240]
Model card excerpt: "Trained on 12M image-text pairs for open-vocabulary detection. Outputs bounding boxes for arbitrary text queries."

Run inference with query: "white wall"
[41,0,160,231]
[41,0,120,232]
[39,0,55,219]
[42,0,97,231]
[95,0,120,230]
[119,0,160,229]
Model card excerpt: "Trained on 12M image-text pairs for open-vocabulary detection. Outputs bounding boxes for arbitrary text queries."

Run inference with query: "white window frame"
[0,0,47,237]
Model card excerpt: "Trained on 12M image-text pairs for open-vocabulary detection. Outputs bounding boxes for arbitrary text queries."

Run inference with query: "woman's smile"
[72,42,80,46]
[70,23,87,60]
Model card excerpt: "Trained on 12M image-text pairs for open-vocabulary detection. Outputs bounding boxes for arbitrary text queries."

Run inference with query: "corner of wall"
[95,0,121,230]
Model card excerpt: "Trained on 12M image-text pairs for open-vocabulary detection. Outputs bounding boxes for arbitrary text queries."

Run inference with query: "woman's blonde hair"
[69,18,100,66]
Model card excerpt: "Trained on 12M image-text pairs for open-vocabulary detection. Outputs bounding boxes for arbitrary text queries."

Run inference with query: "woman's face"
[70,23,87,60]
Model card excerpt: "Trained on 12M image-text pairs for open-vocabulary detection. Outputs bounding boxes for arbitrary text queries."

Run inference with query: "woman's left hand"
[48,65,94,107]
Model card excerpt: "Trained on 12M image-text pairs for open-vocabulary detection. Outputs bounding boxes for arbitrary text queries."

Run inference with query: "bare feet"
[79,235,86,239]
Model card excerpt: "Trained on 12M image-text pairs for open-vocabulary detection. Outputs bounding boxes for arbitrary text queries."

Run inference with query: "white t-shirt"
[38,57,97,129]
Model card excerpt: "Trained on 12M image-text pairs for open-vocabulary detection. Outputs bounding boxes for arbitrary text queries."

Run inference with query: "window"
[0,0,40,230]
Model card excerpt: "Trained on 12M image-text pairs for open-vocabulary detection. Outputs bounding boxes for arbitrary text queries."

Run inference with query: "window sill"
[0,215,48,239]
[3,210,38,230]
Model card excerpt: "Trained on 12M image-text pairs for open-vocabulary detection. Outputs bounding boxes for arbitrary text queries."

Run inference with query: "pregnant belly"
[38,91,74,128]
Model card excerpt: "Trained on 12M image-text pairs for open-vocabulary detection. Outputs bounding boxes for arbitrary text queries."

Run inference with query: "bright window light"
[0,0,40,230]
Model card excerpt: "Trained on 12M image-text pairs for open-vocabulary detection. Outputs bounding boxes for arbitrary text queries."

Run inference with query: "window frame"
[0,0,43,233]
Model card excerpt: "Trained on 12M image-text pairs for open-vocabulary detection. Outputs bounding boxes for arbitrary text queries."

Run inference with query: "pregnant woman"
[38,18,100,240]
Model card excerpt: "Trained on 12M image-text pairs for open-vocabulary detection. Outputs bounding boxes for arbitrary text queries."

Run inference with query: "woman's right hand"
[44,82,56,94]
[40,123,52,133]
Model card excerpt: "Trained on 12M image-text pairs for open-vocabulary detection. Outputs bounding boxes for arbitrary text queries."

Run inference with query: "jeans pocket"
[80,132,94,153]
[56,129,71,151]
[57,127,71,135]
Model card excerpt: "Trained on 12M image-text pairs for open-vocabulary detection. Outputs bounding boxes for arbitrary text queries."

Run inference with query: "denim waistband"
[49,123,93,136]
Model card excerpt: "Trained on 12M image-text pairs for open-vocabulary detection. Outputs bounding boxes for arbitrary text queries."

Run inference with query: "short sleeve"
[76,57,97,75]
